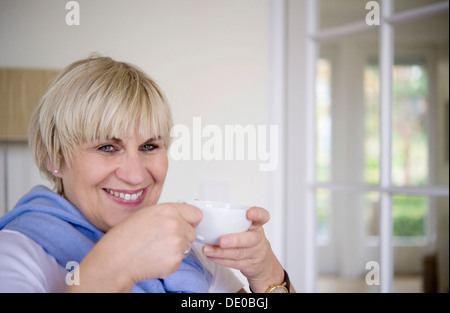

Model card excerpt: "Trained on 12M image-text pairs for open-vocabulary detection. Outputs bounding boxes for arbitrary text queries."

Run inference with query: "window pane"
[319,0,368,30]
[364,64,380,185]
[316,189,331,245]
[394,0,444,13]
[392,195,427,240]
[364,61,432,187]
[365,192,380,238]
[392,196,448,293]
[317,37,379,184]
[393,10,449,187]
[392,63,429,186]
[433,196,449,293]
[316,58,332,182]
[316,191,381,293]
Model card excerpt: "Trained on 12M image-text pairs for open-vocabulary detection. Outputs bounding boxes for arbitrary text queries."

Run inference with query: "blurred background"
[0,0,448,293]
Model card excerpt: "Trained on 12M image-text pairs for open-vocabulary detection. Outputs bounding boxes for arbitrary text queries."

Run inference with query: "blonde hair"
[29,55,173,194]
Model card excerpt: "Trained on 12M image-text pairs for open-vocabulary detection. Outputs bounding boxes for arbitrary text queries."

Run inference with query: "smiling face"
[56,129,168,232]
[29,56,174,231]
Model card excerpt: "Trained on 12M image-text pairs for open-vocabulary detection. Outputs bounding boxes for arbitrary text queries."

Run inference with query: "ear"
[48,163,63,178]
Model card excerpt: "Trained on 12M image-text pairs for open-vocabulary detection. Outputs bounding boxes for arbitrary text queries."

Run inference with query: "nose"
[115,151,147,186]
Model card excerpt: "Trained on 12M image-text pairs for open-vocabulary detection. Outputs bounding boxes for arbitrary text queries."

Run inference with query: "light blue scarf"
[0,185,211,293]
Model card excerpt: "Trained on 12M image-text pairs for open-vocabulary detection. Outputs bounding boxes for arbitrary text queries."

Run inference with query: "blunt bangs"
[55,57,172,162]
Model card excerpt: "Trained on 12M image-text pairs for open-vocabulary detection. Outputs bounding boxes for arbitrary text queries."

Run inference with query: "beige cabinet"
[0,69,59,141]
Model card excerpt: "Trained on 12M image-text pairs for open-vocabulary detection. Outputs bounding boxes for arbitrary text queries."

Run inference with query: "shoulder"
[0,230,67,292]
[191,242,245,293]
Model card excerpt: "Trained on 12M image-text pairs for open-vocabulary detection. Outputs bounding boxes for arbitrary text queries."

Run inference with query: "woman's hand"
[201,206,294,293]
[66,202,202,292]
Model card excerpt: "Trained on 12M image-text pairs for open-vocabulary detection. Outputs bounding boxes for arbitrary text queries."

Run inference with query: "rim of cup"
[184,199,250,211]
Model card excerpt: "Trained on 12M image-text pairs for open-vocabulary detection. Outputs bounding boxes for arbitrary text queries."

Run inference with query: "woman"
[0,55,294,293]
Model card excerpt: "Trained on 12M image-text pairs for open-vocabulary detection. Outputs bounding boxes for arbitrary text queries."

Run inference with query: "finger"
[173,202,203,227]
[182,242,192,258]
[246,207,270,228]
[157,204,198,243]
[202,244,268,269]
[169,208,197,243]
[203,230,265,258]
[202,244,249,261]
[218,228,261,249]
[203,255,244,270]
[182,221,198,243]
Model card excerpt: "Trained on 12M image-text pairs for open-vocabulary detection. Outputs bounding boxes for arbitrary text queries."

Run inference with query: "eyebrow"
[109,136,162,144]
[142,136,162,144]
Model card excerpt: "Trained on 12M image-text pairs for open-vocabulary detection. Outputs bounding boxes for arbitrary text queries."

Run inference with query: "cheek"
[152,154,169,183]
[62,157,112,188]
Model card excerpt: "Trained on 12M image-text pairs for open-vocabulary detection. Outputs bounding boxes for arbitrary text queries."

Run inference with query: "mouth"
[103,187,147,206]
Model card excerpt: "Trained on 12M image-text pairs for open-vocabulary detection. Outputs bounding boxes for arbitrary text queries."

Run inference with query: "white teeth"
[105,189,144,201]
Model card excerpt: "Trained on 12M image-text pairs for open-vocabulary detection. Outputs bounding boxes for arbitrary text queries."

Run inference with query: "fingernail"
[203,245,214,254]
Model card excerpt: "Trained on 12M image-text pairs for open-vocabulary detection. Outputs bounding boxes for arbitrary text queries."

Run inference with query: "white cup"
[184,200,252,245]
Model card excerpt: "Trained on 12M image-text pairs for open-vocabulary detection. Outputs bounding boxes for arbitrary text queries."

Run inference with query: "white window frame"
[273,0,449,293]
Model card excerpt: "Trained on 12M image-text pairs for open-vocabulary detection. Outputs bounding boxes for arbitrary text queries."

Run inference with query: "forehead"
[95,123,158,142]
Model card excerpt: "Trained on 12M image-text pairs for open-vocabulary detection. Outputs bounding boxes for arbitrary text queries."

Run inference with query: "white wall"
[0,0,276,284]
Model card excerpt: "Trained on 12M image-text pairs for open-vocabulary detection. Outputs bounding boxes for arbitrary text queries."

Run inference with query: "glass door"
[309,0,449,292]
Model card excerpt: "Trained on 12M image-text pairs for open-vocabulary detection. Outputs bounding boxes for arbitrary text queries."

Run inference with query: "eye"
[98,144,118,153]
[141,143,158,152]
